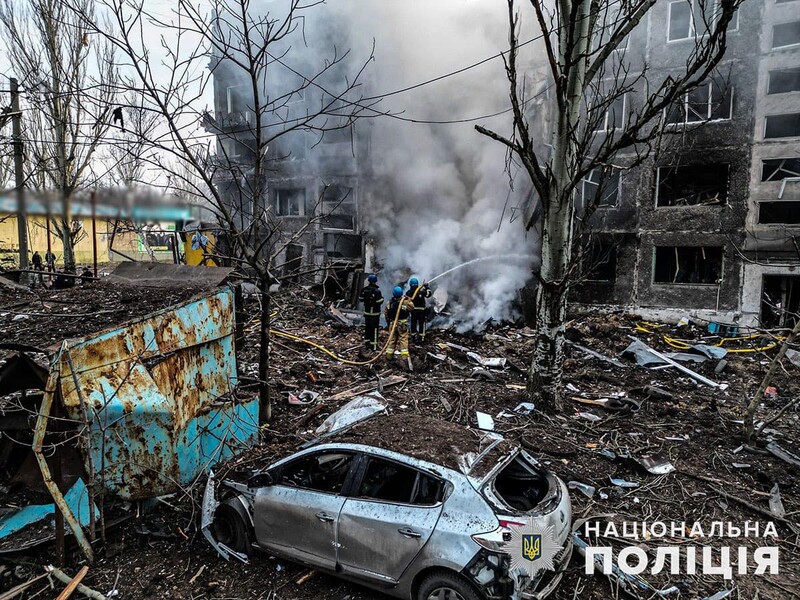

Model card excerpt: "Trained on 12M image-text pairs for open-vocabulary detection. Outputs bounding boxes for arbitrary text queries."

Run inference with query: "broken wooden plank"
[327,375,406,402]
[55,565,89,600]
[46,566,106,600]
[295,570,316,585]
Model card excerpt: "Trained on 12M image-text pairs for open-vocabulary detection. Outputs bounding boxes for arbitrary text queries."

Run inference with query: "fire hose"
[269,282,426,366]
[638,322,784,354]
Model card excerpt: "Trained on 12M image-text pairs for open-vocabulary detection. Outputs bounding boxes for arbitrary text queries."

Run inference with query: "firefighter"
[384,286,414,360]
[406,277,432,342]
[360,274,384,352]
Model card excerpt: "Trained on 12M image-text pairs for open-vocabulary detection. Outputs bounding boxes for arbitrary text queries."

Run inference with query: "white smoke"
[323,1,539,331]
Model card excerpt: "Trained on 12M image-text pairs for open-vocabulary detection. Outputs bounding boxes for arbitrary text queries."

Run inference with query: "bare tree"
[74,0,377,421]
[477,0,741,411]
[0,0,118,274]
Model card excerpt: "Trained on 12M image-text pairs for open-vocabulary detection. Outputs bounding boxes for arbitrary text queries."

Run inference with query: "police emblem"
[505,518,560,578]
[522,533,541,561]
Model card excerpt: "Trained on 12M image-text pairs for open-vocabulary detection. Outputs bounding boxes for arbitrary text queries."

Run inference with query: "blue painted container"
[55,288,259,500]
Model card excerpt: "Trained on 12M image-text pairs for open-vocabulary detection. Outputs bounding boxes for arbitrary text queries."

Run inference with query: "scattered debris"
[567,340,626,368]
[609,477,639,488]
[690,344,728,360]
[476,411,495,431]
[326,375,406,402]
[701,590,733,600]
[45,565,107,600]
[623,337,721,388]
[785,347,800,368]
[636,454,676,475]
[514,402,536,415]
[54,564,89,600]
[568,481,596,498]
[766,442,800,471]
[0,479,95,543]
[769,483,786,518]
[577,411,602,422]
[314,392,388,435]
[466,351,506,369]
[326,303,354,326]
[470,367,496,382]
[287,390,319,405]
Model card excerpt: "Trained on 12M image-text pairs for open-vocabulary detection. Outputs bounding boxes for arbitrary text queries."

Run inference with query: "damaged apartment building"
[205,16,371,299]
[570,0,800,328]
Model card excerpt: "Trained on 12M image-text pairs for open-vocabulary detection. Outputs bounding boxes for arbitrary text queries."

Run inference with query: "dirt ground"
[1,279,799,599]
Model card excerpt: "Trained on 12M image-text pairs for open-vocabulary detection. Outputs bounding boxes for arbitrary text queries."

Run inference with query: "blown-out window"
[656,164,728,206]
[275,188,306,216]
[761,158,800,181]
[665,82,733,124]
[581,168,621,207]
[654,246,722,284]
[358,457,443,505]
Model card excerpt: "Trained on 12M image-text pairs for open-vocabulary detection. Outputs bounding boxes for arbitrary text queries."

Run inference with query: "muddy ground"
[1,279,799,599]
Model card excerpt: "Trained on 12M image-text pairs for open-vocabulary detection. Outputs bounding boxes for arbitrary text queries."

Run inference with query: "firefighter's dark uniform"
[385,295,414,357]
[360,282,384,351]
[407,284,432,342]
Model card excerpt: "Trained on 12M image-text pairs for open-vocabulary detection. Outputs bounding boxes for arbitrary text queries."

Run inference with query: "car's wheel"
[212,501,251,555]
[417,571,481,600]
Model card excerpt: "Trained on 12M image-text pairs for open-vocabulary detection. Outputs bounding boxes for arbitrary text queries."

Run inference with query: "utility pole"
[10,77,28,274]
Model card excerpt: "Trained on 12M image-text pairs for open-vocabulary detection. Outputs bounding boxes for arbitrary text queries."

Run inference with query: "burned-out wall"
[571,0,771,324]
[207,9,371,287]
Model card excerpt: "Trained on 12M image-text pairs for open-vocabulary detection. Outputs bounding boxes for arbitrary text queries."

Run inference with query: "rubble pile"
[0,283,798,599]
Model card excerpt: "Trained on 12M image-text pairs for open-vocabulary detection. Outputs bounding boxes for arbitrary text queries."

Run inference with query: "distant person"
[360,274,384,352]
[406,277,432,343]
[384,286,414,362]
[31,251,43,271]
[45,250,56,272]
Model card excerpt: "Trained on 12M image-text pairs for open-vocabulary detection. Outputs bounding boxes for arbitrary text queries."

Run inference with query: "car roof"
[328,414,513,474]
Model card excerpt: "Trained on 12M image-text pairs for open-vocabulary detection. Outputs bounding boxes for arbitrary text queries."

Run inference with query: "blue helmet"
[409,277,419,287]
[367,274,378,283]
[393,286,403,298]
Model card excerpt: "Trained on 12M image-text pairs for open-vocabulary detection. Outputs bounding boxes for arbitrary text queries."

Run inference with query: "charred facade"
[570,0,800,328]
[206,17,373,297]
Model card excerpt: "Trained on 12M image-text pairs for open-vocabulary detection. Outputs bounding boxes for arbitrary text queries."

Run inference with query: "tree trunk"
[60,191,76,274]
[526,0,591,412]
[743,318,800,442]
[528,191,573,412]
[258,278,271,424]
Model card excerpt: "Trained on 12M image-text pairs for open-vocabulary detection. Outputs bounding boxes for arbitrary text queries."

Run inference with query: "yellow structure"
[0,214,113,266]
[0,193,193,268]
[183,227,219,267]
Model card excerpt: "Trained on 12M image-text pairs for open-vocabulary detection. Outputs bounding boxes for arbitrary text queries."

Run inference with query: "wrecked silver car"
[203,414,572,600]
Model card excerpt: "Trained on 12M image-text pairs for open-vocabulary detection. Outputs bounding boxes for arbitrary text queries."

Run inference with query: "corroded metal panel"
[54,289,257,500]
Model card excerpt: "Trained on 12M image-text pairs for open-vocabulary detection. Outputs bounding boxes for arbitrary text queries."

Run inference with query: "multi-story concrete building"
[206,20,371,299]
[571,0,800,328]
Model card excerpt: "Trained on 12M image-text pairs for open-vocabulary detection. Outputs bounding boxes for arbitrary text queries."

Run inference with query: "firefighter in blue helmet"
[385,285,414,359]
[360,274,384,351]
[406,277,432,343]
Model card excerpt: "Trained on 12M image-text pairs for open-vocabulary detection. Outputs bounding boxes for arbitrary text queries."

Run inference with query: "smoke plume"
[324,1,538,331]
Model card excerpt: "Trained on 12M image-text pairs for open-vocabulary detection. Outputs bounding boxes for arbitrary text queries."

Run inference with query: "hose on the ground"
[268,283,425,366]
